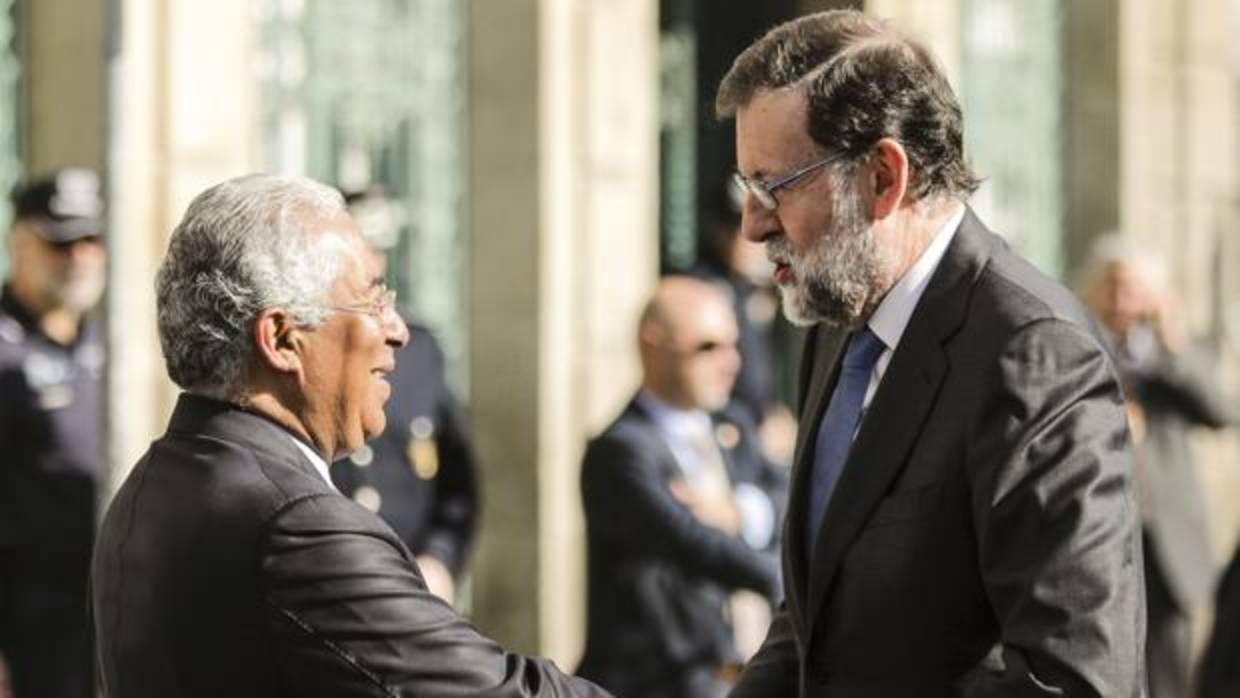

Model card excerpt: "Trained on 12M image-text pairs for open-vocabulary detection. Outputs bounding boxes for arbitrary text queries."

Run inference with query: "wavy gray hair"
[156,174,347,397]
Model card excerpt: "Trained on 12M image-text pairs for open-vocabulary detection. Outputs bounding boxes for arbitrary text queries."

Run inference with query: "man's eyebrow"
[367,275,386,290]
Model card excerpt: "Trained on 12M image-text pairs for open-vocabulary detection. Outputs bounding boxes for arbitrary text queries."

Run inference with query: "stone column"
[1061,0,1120,281]
[866,0,963,84]
[1120,0,1240,565]
[103,0,258,496]
[467,0,659,666]
[23,0,105,174]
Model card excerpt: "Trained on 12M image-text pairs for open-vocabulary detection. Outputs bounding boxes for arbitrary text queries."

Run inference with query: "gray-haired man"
[91,174,609,697]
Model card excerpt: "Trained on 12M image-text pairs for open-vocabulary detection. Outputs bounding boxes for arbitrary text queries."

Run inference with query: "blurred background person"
[329,186,479,606]
[690,181,798,466]
[0,169,105,698]
[576,276,784,698]
[1080,235,1240,698]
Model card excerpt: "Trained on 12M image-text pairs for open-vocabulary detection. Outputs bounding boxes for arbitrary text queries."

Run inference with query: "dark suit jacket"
[1199,539,1240,698]
[731,210,1146,698]
[577,397,784,698]
[331,321,478,575]
[92,394,607,698]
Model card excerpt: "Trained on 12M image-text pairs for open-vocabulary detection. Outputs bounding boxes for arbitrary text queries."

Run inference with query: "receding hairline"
[638,277,732,339]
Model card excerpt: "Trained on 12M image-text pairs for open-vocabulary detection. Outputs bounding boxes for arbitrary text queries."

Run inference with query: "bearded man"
[0,169,106,698]
[716,10,1146,697]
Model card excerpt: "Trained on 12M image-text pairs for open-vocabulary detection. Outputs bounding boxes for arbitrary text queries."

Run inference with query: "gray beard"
[769,185,884,329]
[44,274,105,314]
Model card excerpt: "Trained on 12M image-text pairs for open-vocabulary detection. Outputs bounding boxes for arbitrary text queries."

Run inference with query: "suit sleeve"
[580,433,779,598]
[261,494,609,697]
[728,603,799,698]
[963,318,1144,697]
[1137,345,1240,428]
[422,381,479,576]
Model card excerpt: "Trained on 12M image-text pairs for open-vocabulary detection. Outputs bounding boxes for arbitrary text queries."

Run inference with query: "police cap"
[12,168,104,243]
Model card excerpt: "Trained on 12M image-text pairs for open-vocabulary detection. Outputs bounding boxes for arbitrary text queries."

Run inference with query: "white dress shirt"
[862,204,966,408]
[289,434,339,493]
[636,390,776,549]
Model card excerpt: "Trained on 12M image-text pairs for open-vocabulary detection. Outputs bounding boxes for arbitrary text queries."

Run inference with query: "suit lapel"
[799,209,996,637]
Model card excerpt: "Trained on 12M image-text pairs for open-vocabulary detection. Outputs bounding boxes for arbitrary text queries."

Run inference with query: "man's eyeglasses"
[732,152,847,212]
[330,287,397,319]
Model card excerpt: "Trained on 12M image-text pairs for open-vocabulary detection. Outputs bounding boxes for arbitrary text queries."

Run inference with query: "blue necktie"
[806,327,886,559]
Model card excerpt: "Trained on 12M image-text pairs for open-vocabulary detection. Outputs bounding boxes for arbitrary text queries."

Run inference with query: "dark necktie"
[806,327,886,560]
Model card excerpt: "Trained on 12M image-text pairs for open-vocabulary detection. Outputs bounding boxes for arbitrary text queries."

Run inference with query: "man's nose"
[738,196,778,244]
[385,310,410,348]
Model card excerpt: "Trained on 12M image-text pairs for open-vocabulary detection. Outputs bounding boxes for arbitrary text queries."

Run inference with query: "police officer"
[329,187,479,605]
[0,169,105,698]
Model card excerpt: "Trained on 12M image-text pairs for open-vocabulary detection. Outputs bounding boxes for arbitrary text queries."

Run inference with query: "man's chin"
[364,413,387,441]
[778,285,867,329]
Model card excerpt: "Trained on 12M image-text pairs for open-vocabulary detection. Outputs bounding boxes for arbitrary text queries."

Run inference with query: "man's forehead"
[308,215,365,255]
[310,218,384,281]
[735,88,813,174]
[665,287,736,336]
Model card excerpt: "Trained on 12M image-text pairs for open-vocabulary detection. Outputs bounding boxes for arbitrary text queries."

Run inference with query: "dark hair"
[716,10,980,201]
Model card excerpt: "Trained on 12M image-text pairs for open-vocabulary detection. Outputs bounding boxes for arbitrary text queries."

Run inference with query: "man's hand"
[1146,285,1185,355]
[669,479,742,535]
[414,554,456,606]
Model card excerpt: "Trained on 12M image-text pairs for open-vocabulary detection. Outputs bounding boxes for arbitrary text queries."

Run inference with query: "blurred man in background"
[1080,235,1240,698]
[692,182,798,466]
[577,276,784,698]
[0,169,105,698]
[330,187,479,605]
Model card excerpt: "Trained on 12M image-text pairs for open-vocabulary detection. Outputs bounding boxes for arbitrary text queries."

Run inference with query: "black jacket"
[92,394,607,697]
[576,397,783,698]
[0,286,100,698]
[731,210,1146,697]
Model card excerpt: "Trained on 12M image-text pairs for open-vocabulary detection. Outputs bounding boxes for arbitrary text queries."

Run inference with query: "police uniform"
[330,320,478,576]
[0,169,105,698]
[0,287,102,698]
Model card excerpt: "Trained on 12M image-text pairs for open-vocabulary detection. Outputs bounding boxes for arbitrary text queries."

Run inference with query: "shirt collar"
[867,204,965,352]
[635,390,711,441]
[288,434,339,492]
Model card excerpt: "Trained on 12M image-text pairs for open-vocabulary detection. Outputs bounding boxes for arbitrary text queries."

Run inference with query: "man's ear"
[638,320,668,351]
[866,138,909,221]
[253,308,304,375]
